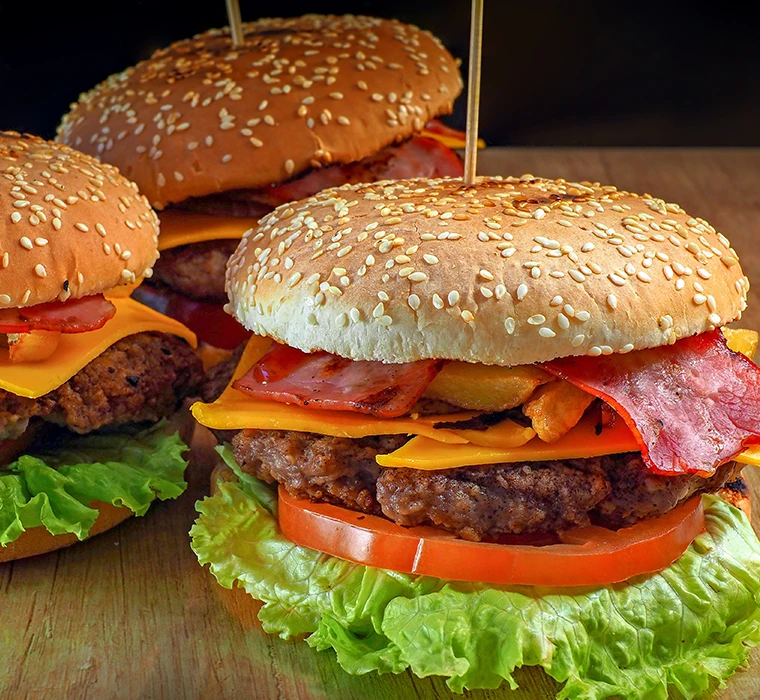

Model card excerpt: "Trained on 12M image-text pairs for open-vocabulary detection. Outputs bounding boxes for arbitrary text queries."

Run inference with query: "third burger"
[55,14,466,352]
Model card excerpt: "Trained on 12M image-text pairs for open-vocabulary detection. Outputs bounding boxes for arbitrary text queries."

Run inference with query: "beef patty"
[232,428,742,541]
[0,332,203,436]
[151,239,239,303]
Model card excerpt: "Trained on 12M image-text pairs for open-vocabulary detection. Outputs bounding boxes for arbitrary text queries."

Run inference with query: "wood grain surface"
[2,149,760,700]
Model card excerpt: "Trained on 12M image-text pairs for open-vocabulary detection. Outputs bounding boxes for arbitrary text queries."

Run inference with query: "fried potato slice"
[523,380,595,443]
[7,330,61,363]
[722,328,759,360]
[424,361,552,411]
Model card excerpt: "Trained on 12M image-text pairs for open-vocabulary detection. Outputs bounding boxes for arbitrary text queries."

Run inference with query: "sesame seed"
[432,293,444,309]
[461,310,475,323]
[558,313,570,330]
[285,159,295,175]
[408,271,427,282]
[709,313,721,325]
[516,284,528,300]
[575,311,591,322]
[539,327,556,338]
[504,317,516,335]
[34,264,47,278]
[10,212,21,224]
[377,315,393,326]
[423,254,439,264]
[448,290,460,306]
[20,237,33,250]
[408,294,421,310]
[75,223,89,232]
[528,314,546,325]
[607,294,618,310]
[693,294,706,305]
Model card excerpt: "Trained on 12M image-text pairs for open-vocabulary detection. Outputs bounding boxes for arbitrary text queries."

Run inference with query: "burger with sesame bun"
[55,14,466,358]
[0,132,204,562]
[189,174,760,698]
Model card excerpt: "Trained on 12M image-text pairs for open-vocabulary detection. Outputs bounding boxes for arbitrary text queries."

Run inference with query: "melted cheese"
[191,336,476,443]
[736,445,760,467]
[377,416,639,469]
[0,297,197,399]
[157,210,256,251]
[420,130,486,150]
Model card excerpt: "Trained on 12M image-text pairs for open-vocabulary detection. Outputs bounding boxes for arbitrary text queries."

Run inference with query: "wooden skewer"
[464,0,484,185]
[225,0,244,48]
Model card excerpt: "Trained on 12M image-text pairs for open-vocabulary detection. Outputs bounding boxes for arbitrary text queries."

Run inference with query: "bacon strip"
[233,344,444,418]
[0,294,116,334]
[177,134,464,218]
[542,330,760,475]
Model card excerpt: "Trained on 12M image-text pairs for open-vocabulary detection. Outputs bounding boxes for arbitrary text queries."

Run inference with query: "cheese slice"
[420,130,486,150]
[0,297,197,399]
[736,445,760,467]
[191,336,476,443]
[377,416,639,469]
[157,210,256,251]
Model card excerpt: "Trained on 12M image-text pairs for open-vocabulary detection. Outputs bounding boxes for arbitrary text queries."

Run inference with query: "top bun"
[0,132,159,309]
[226,176,749,366]
[56,15,463,210]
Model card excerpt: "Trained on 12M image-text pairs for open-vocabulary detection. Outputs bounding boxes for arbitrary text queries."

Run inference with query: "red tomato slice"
[131,285,250,350]
[278,487,705,587]
[0,295,116,334]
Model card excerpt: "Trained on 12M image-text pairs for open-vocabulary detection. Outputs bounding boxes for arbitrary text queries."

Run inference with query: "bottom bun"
[718,472,752,520]
[0,500,133,563]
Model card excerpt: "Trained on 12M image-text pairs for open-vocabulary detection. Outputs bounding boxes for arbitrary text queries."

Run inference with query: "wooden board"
[3,149,760,699]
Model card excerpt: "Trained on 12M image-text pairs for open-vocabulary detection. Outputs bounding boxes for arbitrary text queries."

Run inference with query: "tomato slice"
[0,294,116,334]
[131,284,250,350]
[278,487,705,587]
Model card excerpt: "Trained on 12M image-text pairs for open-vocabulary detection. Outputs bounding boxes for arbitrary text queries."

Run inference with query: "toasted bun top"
[56,15,462,210]
[226,175,749,365]
[0,132,159,308]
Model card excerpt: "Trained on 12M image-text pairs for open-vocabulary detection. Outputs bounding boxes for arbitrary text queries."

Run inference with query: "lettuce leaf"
[0,422,189,546]
[191,445,760,699]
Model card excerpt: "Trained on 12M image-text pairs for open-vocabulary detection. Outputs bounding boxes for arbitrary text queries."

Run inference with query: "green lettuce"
[191,446,760,699]
[0,422,189,546]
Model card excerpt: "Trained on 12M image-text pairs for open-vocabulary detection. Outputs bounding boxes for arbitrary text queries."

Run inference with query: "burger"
[0,132,204,562]
[55,14,466,356]
[189,175,760,698]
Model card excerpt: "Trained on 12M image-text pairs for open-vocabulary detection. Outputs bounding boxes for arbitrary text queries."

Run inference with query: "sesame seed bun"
[0,500,133,563]
[0,132,159,309]
[56,15,462,210]
[225,176,748,365]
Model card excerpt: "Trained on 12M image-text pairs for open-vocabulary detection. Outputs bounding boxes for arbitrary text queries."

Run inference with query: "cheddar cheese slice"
[377,416,639,469]
[191,336,476,443]
[420,130,486,150]
[157,210,256,251]
[0,297,197,399]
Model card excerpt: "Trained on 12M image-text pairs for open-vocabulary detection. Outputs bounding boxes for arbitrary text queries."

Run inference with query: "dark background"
[1,1,757,147]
